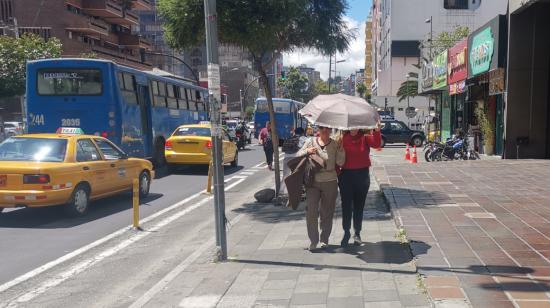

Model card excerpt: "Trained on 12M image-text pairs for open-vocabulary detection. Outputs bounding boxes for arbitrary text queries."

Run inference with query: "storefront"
[418,57,439,141]
[432,51,450,141]
[466,15,507,156]
[447,39,469,140]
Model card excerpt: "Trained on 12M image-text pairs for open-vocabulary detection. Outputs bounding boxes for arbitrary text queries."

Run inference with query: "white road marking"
[129,204,247,308]
[0,174,245,295]
[3,179,246,307]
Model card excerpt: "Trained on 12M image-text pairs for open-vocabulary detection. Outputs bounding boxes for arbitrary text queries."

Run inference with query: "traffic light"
[280,70,286,81]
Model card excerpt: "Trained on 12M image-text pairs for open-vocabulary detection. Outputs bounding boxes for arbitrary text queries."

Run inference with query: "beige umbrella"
[299,93,380,130]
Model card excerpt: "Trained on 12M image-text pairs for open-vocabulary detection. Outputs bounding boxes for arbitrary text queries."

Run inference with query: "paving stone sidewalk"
[143,176,430,308]
[372,159,550,308]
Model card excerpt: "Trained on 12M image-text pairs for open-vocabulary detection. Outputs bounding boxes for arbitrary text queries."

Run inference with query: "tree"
[245,105,255,120]
[159,0,353,195]
[0,34,62,98]
[431,26,469,58]
[279,67,310,102]
[396,70,419,102]
[356,82,367,98]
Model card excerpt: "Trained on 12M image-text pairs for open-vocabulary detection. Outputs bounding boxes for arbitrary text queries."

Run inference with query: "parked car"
[380,120,425,147]
[4,122,22,136]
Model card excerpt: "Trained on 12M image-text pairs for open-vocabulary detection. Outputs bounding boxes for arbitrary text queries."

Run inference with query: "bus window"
[120,73,137,105]
[117,72,124,90]
[153,80,167,107]
[37,69,102,95]
[187,89,197,111]
[166,84,178,109]
[178,86,188,110]
[151,80,159,95]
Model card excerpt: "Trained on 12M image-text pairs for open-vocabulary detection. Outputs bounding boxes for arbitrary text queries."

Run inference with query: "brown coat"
[284,154,324,210]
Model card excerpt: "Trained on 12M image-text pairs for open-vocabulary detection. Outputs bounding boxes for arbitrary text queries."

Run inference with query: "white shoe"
[320,242,328,249]
[308,243,317,251]
[353,235,362,245]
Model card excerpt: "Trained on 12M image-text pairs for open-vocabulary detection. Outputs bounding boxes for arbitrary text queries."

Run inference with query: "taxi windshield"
[173,127,210,137]
[0,138,67,162]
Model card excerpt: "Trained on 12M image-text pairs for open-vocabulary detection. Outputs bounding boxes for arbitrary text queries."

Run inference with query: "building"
[364,15,373,97]
[295,64,321,90]
[0,0,154,70]
[369,0,507,128]
[137,0,185,76]
[505,0,550,159]
[355,69,365,97]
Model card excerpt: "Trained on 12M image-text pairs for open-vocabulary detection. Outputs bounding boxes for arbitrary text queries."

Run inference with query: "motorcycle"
[235,131,246,150]
[430,136,479,161]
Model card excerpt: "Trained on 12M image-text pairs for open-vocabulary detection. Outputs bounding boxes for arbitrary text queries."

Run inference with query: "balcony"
[91,45,151,68]
[105,10,139,26]
[66,16,110,36]
[132,0,153,10]
[82,0,123,18]
[118,33,151,49]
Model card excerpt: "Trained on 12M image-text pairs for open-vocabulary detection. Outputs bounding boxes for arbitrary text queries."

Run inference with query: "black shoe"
[341,232,351,247]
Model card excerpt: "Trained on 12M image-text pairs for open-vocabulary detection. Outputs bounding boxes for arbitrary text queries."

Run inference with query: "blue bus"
[26,58,208,166]
[254,98,307,142]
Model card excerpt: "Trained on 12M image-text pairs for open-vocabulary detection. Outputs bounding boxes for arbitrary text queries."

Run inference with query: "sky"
[283,0,373,80]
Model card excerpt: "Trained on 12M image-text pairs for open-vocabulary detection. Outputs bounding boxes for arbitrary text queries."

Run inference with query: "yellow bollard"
[206,160,213,194]
[133,178,139,229]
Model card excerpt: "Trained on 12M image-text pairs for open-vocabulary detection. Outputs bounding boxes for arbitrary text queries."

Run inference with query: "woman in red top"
[338,123,382,247]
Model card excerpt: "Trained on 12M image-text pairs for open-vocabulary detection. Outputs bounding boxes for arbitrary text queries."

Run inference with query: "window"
[76,139,101,162]
[166,84,178,109]
[152,80,167,107]
[151,80,159,95]
[94,139,124,160]
[118,72,138,105]
[37,69,102,95]
[398,108,404,111]
[390,122,406,131]
[0,137,67,162]
[173,127,210,137]
[187,89,197,110]
[178,86,188,109]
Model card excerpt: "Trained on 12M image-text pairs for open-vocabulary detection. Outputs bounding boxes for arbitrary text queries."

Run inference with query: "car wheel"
[65,184,90,217]
[139,171,151,199]
[380,138,386,148]
[231,150,238,167]
[153,140,166,169]
[412,136,423,147]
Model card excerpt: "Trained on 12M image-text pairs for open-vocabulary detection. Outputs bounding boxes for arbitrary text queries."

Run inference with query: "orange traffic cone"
[404,144,411,161]
[411,146,418,164]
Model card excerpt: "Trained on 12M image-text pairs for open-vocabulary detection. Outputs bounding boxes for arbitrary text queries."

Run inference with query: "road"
[0,144,267,287]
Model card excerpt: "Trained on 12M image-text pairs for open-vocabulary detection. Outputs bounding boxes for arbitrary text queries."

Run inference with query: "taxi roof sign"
[56,127,84,135]
[199,121,210,125]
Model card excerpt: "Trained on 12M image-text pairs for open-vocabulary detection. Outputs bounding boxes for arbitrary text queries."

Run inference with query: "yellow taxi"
[0,128,154,217]
[165,123,238,169]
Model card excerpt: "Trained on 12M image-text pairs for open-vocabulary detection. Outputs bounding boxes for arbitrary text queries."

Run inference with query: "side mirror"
[121,153,129,159]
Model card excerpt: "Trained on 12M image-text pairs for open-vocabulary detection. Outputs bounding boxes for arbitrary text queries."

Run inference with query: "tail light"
[165,140,173,150]
[205,140,212,149]
[24,174,50,184]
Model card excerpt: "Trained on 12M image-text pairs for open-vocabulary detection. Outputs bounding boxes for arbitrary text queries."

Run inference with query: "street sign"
[405,107,417,118]
[207,63,221,103]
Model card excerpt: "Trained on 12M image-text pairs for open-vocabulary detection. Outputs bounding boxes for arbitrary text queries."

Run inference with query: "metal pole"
[407,76,410,128]
[203,0,227,261]
[145,51,199,83]
[429,16,432,60]
[328,55,332,93]
[239,89,244,119]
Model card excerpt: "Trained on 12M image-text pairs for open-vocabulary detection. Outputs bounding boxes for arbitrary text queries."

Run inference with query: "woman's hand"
[307,147,318,155]
[374,120,382,132]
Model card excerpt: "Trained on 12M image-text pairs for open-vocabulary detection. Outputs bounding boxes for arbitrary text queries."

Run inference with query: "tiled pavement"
[143,176,431,308]
[372,159,550,308]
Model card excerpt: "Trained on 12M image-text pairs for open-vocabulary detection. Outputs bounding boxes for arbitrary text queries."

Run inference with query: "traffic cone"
[404,144,411,161]
[411,146,418,164]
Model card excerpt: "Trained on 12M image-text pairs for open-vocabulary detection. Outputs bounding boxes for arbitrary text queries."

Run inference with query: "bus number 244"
[30,114,45,126]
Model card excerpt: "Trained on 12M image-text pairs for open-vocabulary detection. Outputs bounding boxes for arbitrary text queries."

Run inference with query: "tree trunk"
[256,61,281,195]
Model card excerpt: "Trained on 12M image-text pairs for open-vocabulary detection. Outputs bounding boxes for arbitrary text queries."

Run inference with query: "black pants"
[264,146,274,166]
[338,168,370,235]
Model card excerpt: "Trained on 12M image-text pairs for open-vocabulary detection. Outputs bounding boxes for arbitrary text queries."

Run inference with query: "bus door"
[137,85,153,157]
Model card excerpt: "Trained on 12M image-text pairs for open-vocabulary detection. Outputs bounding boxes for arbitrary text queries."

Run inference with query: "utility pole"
[203,0,227,261]
[328,54,332,93]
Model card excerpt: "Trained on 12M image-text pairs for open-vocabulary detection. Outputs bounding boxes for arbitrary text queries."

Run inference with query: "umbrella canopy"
[299,93,380,130]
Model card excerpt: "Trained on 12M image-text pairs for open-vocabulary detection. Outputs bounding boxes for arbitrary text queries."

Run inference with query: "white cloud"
[283,16,366,80]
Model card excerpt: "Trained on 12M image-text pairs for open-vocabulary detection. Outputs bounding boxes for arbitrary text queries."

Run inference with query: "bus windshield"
[0,138,67,162]
[37,69,102,95]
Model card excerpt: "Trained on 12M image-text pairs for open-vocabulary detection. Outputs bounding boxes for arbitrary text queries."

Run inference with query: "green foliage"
[356,82,367,98]
[80,52,98,58]
[279,67,310,102]
[432,26,469,55]
[474,103,495,146]
[245,105,255,120]
[396,67,420,102]
[0,34,62,98]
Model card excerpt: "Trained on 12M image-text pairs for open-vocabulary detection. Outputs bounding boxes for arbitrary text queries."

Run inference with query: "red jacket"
[341,130,382,170]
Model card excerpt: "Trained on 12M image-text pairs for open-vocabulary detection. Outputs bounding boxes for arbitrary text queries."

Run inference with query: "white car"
[4,122,22,136]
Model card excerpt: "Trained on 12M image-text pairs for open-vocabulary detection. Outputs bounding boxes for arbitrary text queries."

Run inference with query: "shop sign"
[420,61,433,92]
[489,68,505,95]
[447,39,468,84]
[469,27,494,76]
[449,80,466,95]
[432,51,448,90]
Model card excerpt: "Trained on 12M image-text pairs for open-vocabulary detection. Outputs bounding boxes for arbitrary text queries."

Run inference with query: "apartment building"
[0,0,153,70]
[364,15,373,96]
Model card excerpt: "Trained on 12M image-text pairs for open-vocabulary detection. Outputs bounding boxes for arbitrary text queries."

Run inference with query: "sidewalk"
[139,176,430,308]
[372,157,550,308]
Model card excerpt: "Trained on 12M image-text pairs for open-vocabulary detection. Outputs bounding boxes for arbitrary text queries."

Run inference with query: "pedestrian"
[259,121,274,170]
[338,122,382,247]
[281,127,307,196]
[297,126,345,250]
